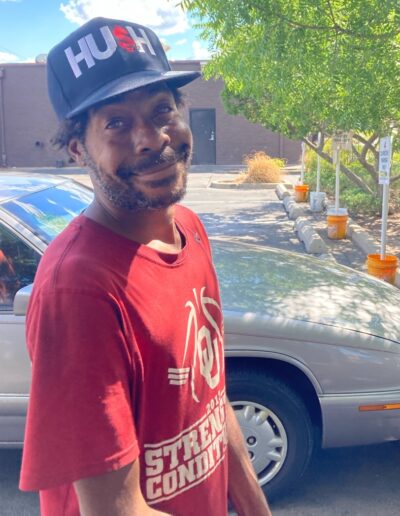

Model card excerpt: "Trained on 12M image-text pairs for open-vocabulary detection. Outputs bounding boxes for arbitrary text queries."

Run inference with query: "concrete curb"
[281,198,384,257]
[347,219,400,288]
[347,219,380,255]
[295,217,328,254]
[209,180,293,190]
[281,195,326,253]
[278,191,400,287]
[275,184,291,200]
[282,196,306,220]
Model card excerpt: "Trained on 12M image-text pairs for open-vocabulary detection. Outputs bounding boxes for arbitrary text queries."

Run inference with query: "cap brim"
[65,70,200,119]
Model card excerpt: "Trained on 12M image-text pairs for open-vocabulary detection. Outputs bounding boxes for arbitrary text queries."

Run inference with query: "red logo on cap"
[112,25,136,53]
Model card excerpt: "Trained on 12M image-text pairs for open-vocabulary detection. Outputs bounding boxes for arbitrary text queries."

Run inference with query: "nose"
[132,120,171,155]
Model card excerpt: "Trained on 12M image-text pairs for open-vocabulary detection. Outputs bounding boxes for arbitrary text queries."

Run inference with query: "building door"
[190,109,216,165]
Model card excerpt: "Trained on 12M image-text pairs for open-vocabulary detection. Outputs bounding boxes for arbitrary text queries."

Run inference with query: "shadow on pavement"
[198,203,305,253]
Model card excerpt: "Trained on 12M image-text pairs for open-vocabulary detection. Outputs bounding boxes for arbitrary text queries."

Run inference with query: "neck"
[84,199,182,253]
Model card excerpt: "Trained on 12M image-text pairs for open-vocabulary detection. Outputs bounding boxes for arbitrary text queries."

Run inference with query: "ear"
[68,138,87,166]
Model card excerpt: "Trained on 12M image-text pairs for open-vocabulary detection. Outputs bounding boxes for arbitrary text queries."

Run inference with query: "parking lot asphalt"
[3,441,400,516]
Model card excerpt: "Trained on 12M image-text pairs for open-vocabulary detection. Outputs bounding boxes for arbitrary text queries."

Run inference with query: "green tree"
[181,0,400,194]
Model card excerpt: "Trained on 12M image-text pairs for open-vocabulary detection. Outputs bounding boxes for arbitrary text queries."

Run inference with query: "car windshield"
[212,240,400,342]
[1,182,93,243]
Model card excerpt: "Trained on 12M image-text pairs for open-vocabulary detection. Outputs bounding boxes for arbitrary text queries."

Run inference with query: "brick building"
[0,61,301,168]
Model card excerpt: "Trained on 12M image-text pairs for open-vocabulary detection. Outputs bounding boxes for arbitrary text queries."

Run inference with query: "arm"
[226,402,272,516]
[74,459,170,516]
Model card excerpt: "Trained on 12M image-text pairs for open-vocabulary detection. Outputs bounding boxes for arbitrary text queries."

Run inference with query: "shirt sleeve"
[20,287,140,491]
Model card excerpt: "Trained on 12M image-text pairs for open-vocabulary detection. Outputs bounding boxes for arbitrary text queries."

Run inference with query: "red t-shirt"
[20,205,228,516]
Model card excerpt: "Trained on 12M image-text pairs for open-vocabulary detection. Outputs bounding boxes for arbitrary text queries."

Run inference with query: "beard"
[82,145,191,212]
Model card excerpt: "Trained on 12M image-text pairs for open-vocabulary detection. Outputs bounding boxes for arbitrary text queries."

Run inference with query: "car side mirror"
[13,284,33,316]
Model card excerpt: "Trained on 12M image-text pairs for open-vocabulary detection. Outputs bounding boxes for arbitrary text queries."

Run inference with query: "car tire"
[227,366,315,500]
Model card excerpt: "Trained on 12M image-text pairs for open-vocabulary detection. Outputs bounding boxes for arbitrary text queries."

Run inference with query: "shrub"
[239,151,284,183]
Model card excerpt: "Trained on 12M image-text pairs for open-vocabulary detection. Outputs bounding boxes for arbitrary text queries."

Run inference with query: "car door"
[0,222,40,445]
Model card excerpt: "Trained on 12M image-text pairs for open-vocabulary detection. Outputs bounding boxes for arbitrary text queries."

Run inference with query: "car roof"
[0,172,71,203]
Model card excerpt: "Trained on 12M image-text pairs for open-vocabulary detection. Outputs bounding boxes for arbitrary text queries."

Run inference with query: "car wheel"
[227,366,315,500]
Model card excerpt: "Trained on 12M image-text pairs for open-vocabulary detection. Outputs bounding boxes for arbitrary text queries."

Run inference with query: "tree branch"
[353,132,379,162]
[351,144,378,182]
[353,132,379,148]
[326,0,338,28]
[273,12,334,31]
[272,11,400,39]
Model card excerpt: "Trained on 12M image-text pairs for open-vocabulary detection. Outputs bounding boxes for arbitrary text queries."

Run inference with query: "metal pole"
[316,132,321,193]
[378,134,393,260]
[300,142,305,184]
[380,183,390,260]
[335,150,340,212]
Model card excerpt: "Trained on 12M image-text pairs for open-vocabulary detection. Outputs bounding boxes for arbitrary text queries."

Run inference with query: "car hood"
[211,239,400,343]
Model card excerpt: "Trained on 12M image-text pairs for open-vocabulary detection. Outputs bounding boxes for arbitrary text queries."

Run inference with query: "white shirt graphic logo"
[168,287,224,402]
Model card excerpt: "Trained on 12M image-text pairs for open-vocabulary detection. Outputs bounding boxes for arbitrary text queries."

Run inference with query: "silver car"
[1,173,400,500]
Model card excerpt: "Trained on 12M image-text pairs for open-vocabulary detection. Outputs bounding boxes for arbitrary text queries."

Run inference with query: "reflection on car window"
[2,182,93,244]
[0,175,64,201]
[0,224,40,310]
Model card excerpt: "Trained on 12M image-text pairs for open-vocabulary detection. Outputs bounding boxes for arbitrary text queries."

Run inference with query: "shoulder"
[174,204,200,222]
[175,204,206,235]
[174,204,213,256]
[34,215,118,293]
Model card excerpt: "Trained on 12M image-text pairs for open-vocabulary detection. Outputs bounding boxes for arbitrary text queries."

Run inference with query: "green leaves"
[180,0,400,194]
[181,0,400,138]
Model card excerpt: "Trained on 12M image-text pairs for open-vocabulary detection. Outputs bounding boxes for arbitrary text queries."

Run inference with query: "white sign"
[379,136,392,185]
[332,131,352,151]
[378,136,392,259]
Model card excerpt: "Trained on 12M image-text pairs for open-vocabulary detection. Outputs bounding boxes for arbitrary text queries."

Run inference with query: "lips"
[117,160,178,181]
[116,145,190,181]
[134,160,178,177]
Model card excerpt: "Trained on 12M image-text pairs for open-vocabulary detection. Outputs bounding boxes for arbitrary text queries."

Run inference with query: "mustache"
[116,144,191,180]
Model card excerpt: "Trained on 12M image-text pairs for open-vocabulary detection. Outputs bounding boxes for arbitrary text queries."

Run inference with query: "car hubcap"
[232,401,288,485]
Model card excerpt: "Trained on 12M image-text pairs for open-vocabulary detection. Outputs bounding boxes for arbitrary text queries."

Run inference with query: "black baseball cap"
[47,17,201,120]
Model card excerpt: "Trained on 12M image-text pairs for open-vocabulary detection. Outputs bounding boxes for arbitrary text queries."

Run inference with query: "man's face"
[75,85,192,212]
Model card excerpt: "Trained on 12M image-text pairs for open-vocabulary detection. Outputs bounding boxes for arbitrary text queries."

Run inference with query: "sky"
[0,0,211,63]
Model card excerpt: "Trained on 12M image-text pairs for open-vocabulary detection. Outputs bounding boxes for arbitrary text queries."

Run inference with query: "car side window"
[0,224,40,311]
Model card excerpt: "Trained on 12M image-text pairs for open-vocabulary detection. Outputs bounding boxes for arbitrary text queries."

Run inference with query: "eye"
[159,105,173,113]
[155,104,175,117]
[105,118,127,130]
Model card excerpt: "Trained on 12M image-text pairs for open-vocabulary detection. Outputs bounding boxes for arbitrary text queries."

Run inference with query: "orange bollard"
[294,184,309,202]
[366,254,398,285]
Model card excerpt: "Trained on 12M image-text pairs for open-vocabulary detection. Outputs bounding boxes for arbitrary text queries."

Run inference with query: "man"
[19,17,271,516]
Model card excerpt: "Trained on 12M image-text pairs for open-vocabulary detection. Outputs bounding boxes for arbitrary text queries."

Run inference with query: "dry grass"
[238,151,284,183]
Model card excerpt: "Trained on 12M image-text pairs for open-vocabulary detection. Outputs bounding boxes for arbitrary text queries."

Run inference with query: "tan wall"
[0,64,66,167]
[172,61,301,165]
[0,61,301,168]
